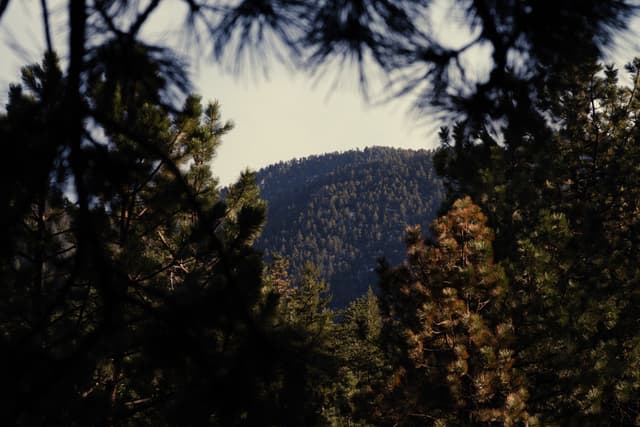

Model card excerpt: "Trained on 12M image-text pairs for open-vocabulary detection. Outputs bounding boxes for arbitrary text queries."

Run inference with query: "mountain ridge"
[256,146,444,306]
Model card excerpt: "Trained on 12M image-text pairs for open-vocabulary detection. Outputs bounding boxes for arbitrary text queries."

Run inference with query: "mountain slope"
[257,146,444,307]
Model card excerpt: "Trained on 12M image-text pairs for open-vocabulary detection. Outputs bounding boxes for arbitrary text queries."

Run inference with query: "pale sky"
[1,1,638,186]
[196,65,435,186]
[0,1,439,187]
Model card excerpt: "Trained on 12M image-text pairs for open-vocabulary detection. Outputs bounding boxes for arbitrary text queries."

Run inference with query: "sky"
[0,1,441,187]
[1,2,638,186]
[194,66,434,187]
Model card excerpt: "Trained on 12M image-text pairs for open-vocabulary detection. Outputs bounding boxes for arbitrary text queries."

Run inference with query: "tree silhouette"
[0,52,301,425]
[2,1,637,125]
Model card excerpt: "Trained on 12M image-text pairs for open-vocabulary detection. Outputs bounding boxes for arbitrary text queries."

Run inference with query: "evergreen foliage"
[264,258,388,426]
[332,287,389,424]
[257,147,444,306]
[0,53,302,426]
[377,197,532,426]
[2,1,635,130]
[435,60,640,424]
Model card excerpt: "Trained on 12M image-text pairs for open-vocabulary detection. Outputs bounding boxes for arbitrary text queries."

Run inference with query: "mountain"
[256,146,444,307]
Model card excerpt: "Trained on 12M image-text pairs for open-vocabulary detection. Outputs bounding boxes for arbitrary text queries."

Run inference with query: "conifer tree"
[0,53,296,426]
[435,59,640,424]
[378,197,533,426]
[265,260,343,425]
[332,287,389,425]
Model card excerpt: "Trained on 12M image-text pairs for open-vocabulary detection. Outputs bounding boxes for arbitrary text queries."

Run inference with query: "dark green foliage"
[257,146,444,307]
[436,60,640,424]
[264,260,349,425]
[0,54,300,426]
[264,259,388,426]
[332,288,389,424]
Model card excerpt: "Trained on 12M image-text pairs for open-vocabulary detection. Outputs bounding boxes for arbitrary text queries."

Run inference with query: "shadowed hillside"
[256,146,444,306]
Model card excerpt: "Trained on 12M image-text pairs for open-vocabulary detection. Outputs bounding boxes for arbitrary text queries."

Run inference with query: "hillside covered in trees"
[256,147,444,306]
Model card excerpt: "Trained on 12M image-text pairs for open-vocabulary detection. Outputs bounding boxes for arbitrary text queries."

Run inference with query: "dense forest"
[257,147,444,306]
[3,1,640,426]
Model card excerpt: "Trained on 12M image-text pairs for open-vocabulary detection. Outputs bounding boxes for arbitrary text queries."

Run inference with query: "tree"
[332,287,389,425]
[378,197,533,426]
[265,260,343,425]
[435,59,640,424]
[0,53,296,426]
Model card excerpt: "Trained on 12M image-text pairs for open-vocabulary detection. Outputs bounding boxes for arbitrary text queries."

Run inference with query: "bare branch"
[40,0,53,52]
[129,0,163,37]
[0,0,9,23]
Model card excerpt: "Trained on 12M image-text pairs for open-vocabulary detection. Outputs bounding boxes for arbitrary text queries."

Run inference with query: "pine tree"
[435,59,640,424]
[332,287,389,425]
[267,261,342,425]
[378,197,533,426]
[0,53,297,426]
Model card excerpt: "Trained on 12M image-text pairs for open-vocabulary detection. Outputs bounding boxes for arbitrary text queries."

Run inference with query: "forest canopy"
[257,147,444,307]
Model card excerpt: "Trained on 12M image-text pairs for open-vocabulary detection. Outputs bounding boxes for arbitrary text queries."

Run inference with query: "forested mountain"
[256,147,444,307]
